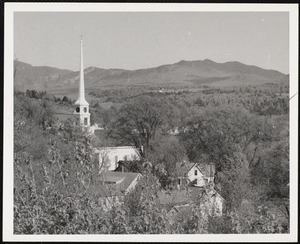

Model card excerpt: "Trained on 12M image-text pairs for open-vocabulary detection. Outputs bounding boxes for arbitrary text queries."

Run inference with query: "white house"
[187,163,206,187]
[173,161,224,215]
[97,146,140,171]
[158,186,225,218]
[183,162,215,187]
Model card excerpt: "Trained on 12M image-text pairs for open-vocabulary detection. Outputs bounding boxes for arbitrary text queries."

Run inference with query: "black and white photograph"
[3,3,298,242]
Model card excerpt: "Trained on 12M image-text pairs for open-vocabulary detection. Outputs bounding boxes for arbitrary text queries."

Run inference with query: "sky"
[14,12,289,74]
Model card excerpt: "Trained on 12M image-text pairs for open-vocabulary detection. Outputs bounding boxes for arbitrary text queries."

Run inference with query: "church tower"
[74,36,90,127]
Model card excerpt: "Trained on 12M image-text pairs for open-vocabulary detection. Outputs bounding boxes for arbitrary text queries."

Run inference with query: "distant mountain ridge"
[14,59,288,94]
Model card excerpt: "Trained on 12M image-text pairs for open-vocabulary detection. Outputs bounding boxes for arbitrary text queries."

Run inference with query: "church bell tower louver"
[74,36,90,127]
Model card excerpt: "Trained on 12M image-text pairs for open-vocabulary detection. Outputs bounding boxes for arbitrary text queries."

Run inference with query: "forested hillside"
[14,59,288,97]
[14,74,289,234]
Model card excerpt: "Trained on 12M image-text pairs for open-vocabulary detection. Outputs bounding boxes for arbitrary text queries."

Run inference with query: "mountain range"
[14,59,288,95]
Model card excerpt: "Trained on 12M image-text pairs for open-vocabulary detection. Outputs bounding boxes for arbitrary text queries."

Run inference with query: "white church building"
[96,146,140,171]
[73,37,140,171]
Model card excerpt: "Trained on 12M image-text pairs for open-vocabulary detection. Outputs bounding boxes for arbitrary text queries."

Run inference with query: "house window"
[194,179,197,185]
[84,107,87,113]
[84,118,88,125]
[194,170,198,176]
[76,107,80,113]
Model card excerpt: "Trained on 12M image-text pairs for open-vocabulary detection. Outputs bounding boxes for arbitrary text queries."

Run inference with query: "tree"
[14,93,56,158]
[62,96,69,103]
[91,105,113,129]
[145,134,187,188]
[14,113,103,234]
[180,106,278,170]
[194,97,205,107]
[107,95,173,159]
[179,106,282,210]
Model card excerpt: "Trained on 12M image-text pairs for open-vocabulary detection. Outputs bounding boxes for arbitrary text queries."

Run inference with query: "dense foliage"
[14,80,289,234]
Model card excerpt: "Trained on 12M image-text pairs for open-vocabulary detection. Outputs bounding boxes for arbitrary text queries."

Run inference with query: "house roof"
[158,186,224,213]
[87,171,141,198]
[207,188,225,201]
[184,162,215,177]
[157,187,206,209]
[188,186,206,203]
[175,161,207,176]
[158,190,190,207]
[173,204,191,213]
[103,175,125,184]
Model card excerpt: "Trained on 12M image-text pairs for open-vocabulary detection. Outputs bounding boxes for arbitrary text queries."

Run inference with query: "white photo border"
[3,3,298,242]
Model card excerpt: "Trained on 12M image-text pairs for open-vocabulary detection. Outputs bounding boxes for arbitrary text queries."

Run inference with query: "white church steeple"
[74,36,90,127]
